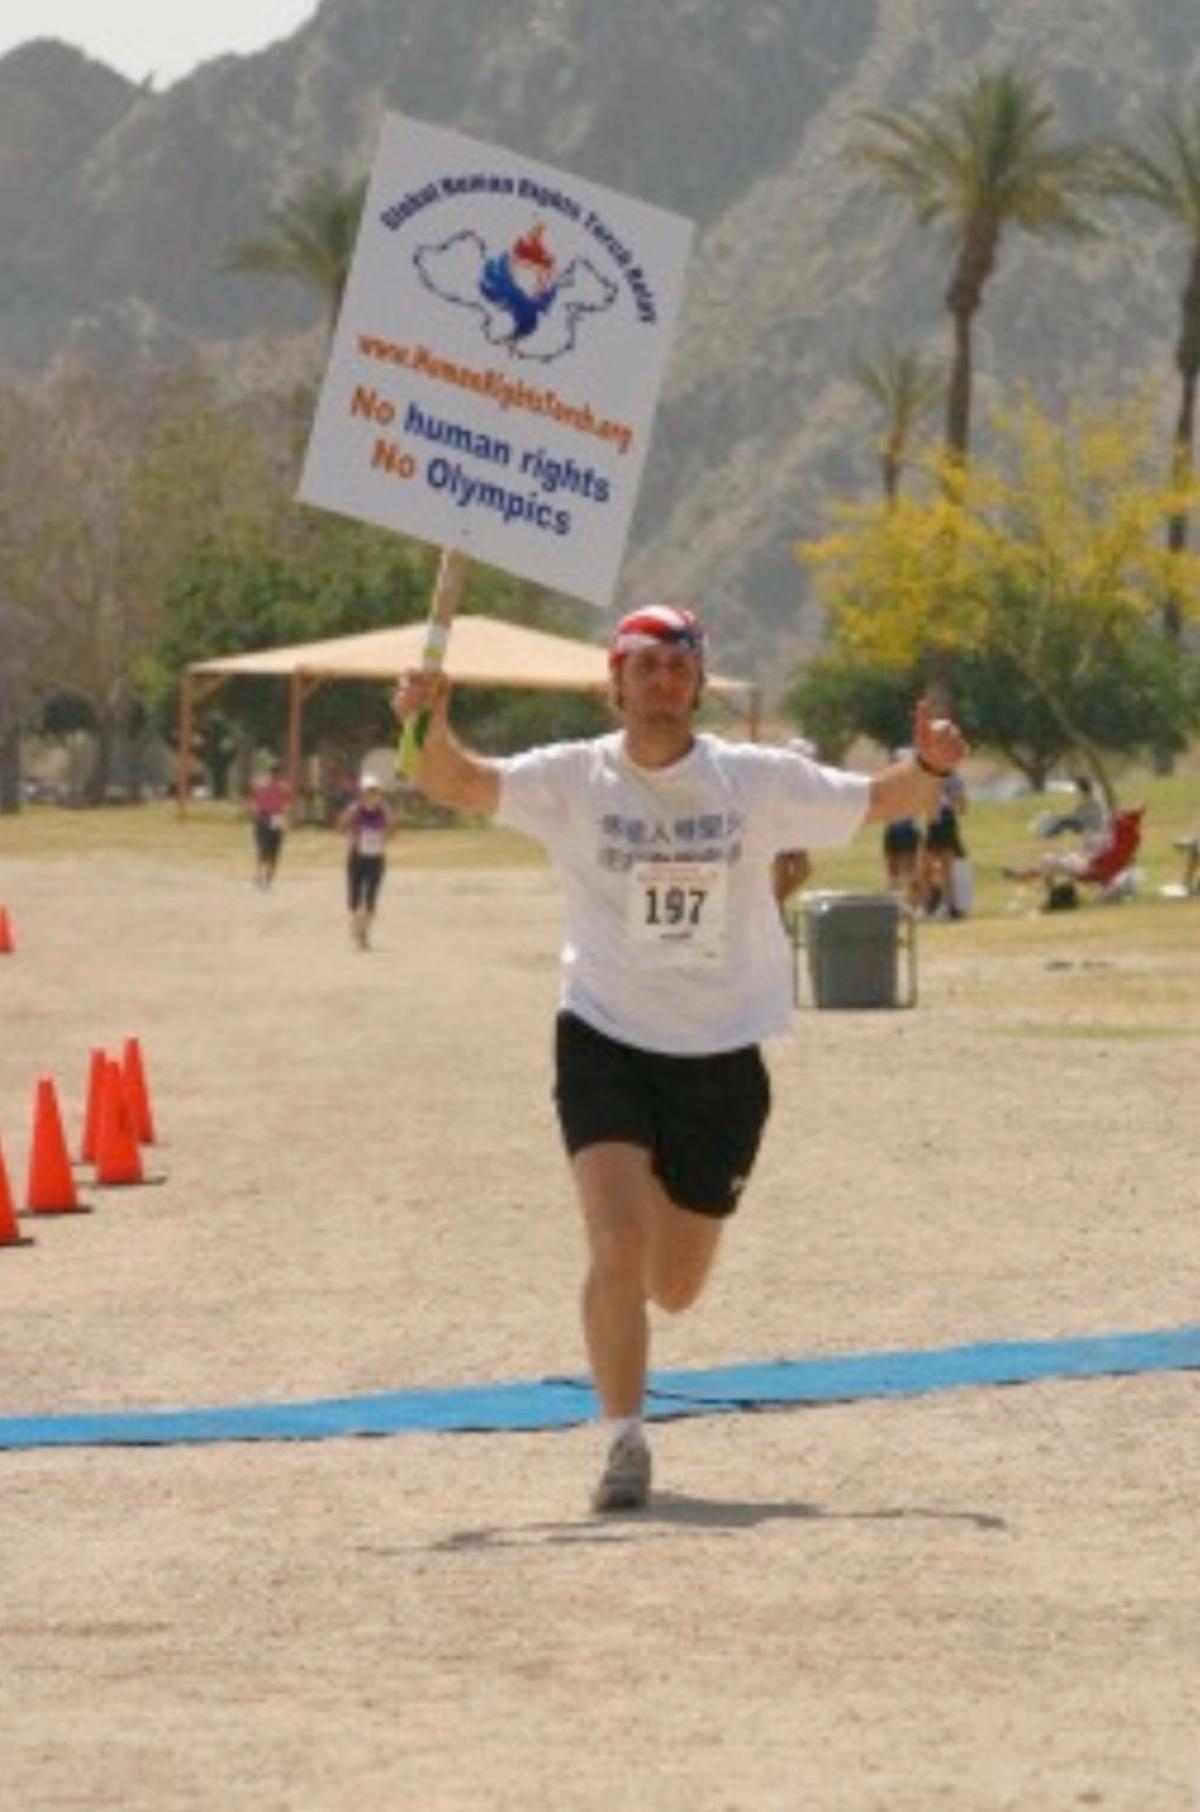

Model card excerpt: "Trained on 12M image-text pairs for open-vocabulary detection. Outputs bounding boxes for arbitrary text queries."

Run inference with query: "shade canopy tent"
[177,614,760,814]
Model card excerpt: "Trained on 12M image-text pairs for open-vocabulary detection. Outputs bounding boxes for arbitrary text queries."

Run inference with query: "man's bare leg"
[642,1172,724,1313]
[573,1142,725,1406]
[572,1142,725,1509]
[572,1142,654,1419]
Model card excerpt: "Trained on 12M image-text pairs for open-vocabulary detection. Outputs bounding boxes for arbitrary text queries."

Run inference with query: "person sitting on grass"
[1004,805,1144,908]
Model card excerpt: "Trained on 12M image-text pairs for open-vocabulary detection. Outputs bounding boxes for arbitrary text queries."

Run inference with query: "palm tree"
[849,342,946,504]
[853,67,1105,459]
[1102,97,1200,632]
[221,169,367,338]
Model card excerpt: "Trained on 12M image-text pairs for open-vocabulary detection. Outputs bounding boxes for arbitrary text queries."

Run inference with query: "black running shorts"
[925,809,965,856]
[553,1010,771,1219]
[253,820,283,862]
[883,820,921,856]
[347,851,385,911]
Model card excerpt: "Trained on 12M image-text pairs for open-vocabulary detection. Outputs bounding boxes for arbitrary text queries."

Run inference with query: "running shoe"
[591,1431,652,1513]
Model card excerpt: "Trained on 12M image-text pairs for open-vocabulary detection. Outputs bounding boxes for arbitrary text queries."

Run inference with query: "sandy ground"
[0,845,1197,1812]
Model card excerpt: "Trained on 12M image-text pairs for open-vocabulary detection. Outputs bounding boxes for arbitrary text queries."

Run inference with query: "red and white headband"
[609,604,706,670]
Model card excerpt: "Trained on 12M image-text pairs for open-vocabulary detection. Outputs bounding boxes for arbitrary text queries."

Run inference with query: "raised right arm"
[391,672,501,816]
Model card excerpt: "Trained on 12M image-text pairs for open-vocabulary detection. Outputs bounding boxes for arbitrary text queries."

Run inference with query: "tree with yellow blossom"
[799,391,1200,802]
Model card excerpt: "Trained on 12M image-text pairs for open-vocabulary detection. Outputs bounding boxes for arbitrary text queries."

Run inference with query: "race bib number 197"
[627,860,728,966]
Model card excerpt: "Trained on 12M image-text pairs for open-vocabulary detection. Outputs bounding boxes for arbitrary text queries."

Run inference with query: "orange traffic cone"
[94,1060,144,1187]
[81,1047,107,1163]
[26,1077,89,1214]
[0,907,13,954]
[0,1135,34,1247]
[121,1037,156,1145]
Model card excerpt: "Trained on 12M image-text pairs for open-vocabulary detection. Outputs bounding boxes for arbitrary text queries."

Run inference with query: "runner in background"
[338,775,393,949]
[248,760,291,890]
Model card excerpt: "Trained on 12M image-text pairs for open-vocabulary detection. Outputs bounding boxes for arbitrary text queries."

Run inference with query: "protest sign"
[299,113,693,607]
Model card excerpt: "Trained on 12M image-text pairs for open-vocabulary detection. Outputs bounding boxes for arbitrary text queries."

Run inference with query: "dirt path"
[0,852,1196,1811]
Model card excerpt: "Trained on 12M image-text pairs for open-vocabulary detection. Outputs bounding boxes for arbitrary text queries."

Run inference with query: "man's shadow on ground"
[414,1494,1007,1554]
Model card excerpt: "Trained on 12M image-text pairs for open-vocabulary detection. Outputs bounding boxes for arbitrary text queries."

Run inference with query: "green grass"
[6,756,1195,885]
[4,761,1198,1035]
[4,759,1197,889]
[800,759,1200,911]
[0,799,543,872]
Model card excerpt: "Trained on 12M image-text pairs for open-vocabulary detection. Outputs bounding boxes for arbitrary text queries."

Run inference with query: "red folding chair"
[1004,806,1144,906]
[1074,807,1143,892]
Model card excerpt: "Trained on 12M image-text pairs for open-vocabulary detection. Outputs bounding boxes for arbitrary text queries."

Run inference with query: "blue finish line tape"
[1,1323,1197,1451]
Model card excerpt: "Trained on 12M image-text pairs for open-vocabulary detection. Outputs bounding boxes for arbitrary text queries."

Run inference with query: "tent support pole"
[176,676,193,820]
[176,674,226,819]
[287,673,326,824]
[287,673,304,824]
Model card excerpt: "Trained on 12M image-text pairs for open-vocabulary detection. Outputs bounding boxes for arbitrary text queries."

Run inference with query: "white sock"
[607,1416,645,1447]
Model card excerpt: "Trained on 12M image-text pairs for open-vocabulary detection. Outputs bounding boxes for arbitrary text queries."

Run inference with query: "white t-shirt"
[495,732,869,1055]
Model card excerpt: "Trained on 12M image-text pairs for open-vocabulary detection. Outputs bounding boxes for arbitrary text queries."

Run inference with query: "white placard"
[298,114,694,608]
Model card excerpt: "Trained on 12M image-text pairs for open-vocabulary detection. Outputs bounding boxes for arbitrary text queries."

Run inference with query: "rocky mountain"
[2,0,1198,680]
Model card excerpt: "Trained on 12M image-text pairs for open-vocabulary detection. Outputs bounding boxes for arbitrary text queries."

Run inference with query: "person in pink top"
[248,760,291,890]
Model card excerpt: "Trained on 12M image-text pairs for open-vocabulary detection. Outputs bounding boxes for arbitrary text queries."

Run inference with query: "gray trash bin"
[803,892,914,1009]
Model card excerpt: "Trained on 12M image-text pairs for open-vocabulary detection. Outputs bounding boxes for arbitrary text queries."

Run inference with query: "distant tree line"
[793,68,1200,785]
[0,163,609,812]
[3,69,1200,809]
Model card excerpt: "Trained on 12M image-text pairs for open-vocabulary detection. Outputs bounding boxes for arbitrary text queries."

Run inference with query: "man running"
[394,604,966,1513]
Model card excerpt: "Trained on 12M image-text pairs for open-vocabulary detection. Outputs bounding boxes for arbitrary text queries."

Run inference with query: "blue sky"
[0,0,321,87]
